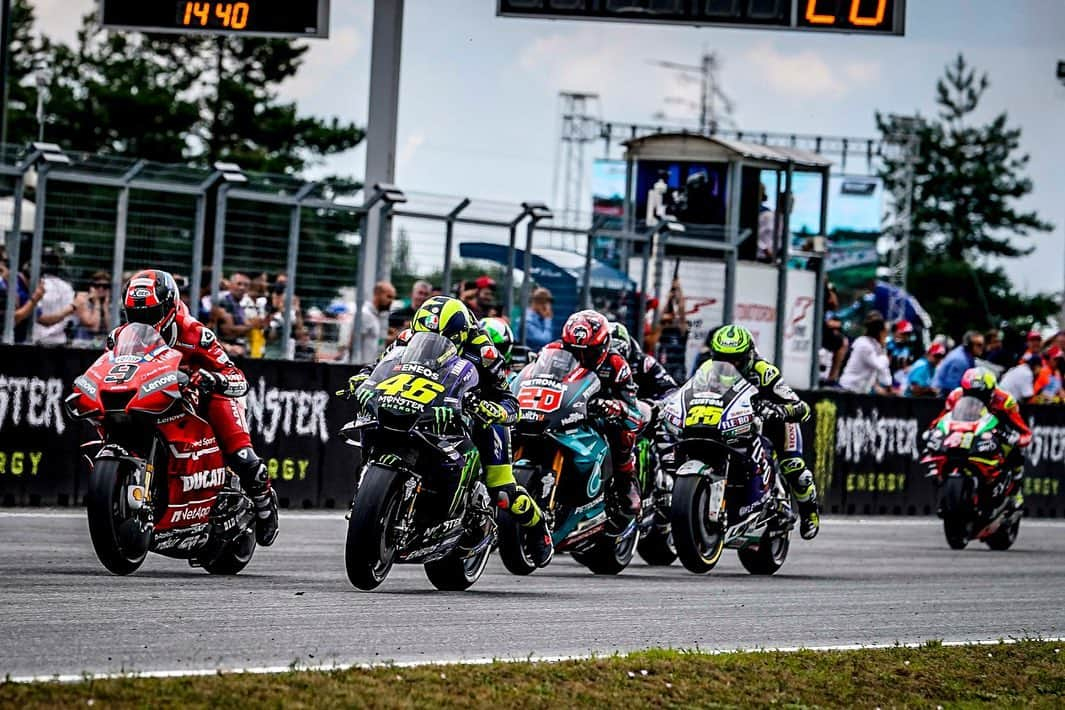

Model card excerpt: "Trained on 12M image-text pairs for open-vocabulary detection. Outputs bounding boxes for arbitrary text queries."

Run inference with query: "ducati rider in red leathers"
[542,310,646,527]
[110,270,279,545]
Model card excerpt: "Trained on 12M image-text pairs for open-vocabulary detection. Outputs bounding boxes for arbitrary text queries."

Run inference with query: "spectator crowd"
[5,247,1065,411]
[820,283,1065,405]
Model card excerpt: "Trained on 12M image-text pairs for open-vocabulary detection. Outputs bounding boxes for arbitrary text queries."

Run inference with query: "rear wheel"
[572,527,639,575]
[985,517,1020,551]
[497,466,539,576]
[200,529,256,575]
[738,528,790,575]
[345,464,406,590]
[670,474,725,574]
[637,528,677,566]
[940,475,971,550]
[86,458,149,575]
[424,541,493,591]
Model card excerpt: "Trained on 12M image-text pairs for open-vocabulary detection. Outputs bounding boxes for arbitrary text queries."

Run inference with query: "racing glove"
[337,372,370,399]
[471,399,509,426]
[1002,430,1024,447]
[755,400,787,421]
[196,369,229,395]
[590,398,626,421]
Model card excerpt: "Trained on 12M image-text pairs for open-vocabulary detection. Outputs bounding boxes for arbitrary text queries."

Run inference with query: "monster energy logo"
[636,438,652,489]
[431,406,455,434]
[813,399,837,499]
[378,453,401,467]
[451,448,481,515]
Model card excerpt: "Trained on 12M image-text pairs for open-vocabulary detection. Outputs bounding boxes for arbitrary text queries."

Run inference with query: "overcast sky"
[33,0,1065,295]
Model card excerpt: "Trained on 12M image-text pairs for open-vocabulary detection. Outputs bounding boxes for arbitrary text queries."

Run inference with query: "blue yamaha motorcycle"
[498,347,640,575]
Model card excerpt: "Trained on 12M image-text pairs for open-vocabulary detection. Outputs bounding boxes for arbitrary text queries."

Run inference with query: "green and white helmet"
[710,324,756,373]
[608,321,632,360]
[479,317,514,364]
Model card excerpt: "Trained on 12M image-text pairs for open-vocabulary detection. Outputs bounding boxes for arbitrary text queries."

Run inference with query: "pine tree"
[877,54,1055,336]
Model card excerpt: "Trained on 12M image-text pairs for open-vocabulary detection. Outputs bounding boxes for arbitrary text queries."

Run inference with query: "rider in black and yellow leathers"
[345,296,553,567]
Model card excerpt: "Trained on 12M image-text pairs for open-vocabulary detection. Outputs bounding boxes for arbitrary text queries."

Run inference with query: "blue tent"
[457,242,636,341]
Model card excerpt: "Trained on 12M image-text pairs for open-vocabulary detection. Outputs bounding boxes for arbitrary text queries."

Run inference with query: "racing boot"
[527,521,554,569]
[782,458,819,540]
[1010,467,1025,511]
[230,447,279,546]
[607,462,642,531]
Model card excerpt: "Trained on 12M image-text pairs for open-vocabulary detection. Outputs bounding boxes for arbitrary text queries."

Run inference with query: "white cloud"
[742,41,881,99]
[280,24,363,101]
[396,130,425,171]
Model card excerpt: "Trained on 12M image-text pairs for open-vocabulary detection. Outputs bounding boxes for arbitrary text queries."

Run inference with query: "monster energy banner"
[0,346,1062,516]
[808,393,1065,518]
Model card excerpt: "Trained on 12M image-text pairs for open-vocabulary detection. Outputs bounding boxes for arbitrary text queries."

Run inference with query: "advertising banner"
[1,347,1061,518]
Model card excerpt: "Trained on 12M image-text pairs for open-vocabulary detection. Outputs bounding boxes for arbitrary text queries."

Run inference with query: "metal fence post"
[637,231,653,350]
[774,161,794,365]
[581,215,606,310]
[27,163,49,289]
[281,183,317,354]
[2,171,24,343]
[442,197,470,294]
[503,209,527,322]
[724,246,737,324]
[211,183,230,304]
[108,160,146,327]
[518,205,551,345]
[189,170,223,326]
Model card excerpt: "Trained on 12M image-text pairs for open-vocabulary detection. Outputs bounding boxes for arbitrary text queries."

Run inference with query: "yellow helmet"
[411,296,475,347]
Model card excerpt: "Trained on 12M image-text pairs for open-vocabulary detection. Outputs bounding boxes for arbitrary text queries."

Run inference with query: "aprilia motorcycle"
[665,360,794,575]
[500,347,641,575]
[341,332,495,591]
[921,396,1020,550]
[66,323,258,576]
[634,398,677,566]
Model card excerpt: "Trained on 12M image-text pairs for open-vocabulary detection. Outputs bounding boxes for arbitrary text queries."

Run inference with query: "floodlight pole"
[361,0,404,294]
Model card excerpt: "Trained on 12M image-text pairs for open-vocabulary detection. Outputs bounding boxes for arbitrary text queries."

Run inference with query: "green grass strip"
[3,640,1064,708]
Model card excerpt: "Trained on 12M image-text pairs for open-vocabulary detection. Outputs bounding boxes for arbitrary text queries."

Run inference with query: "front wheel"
[572,527,639,575]
[637,528,677,566]
[670,474,725,574]
[497,512,537,576]
[985,516,1020,551]
[345,464,406,590]
[940,475,971,550]
[737,528,790,575]
[86,458,149,575]
[497,467,539,576]
[424,541,493,591]
[201,529,256,575]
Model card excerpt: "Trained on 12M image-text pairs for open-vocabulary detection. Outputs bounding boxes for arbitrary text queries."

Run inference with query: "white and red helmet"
[123,269,180,344]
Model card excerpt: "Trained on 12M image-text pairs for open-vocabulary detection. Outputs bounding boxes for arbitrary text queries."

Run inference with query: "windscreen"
[112,323,167,358]
[371,332,457,379]
[690,360,744,396]
[520,347,581,382]
[951,396,988,423]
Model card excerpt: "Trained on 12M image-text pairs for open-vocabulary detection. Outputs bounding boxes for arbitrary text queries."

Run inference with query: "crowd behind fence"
[0,146,756,367]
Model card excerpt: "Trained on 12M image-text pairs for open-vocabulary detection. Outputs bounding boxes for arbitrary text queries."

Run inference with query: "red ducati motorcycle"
[66,323,258,575]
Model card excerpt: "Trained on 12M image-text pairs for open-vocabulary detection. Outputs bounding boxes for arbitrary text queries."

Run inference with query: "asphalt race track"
[2,512,1064,679]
